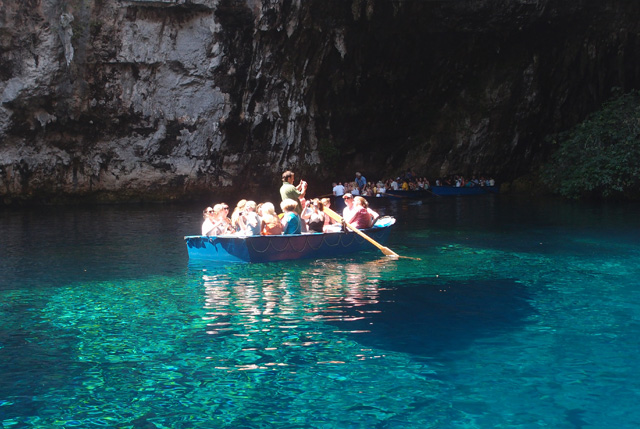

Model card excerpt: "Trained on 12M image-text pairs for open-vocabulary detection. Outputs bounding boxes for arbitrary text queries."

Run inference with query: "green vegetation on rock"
[541,90,640,200]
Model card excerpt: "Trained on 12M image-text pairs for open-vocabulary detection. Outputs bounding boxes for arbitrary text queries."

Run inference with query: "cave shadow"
[325,277,535,358]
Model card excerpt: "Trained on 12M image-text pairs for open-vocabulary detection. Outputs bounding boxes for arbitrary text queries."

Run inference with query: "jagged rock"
[1,0,639,204]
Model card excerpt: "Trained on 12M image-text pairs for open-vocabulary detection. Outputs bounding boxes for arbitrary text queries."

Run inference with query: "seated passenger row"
[201,194,378,237]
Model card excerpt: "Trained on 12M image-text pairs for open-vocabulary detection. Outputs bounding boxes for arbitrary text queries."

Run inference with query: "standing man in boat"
[280,170,307,215]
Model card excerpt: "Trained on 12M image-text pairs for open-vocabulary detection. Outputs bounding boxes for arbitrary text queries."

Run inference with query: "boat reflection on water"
[188,258,396,370]
[196,258,392,325]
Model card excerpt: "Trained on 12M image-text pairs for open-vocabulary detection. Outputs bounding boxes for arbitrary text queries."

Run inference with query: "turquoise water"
[1,196,639,428]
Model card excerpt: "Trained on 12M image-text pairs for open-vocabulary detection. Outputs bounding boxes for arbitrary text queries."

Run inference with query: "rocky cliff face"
[1,0,639,204]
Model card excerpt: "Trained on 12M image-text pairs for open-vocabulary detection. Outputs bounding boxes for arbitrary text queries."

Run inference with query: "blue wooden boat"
[384,185,498,198]
[430,185,499,196]
[383,189,433,199]
[185,217,396,263]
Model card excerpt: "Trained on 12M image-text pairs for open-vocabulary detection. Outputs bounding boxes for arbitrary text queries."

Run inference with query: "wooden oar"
[323,207,420,260]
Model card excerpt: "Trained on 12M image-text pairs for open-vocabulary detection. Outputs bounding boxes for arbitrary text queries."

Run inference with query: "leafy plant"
[541,90,640,199]
[318,138,341,171]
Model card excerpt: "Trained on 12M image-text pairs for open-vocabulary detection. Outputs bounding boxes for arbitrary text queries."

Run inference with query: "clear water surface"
[1,196,639,428]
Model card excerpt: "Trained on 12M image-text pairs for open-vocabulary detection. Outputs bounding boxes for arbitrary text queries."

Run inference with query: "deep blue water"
[1,196,639,428]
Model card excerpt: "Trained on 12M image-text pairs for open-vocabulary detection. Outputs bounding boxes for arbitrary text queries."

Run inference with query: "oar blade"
[381,246,399,257]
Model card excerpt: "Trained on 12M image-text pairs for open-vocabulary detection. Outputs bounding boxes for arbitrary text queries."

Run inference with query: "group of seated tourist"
[201,194,380,237]
[333,173,495,197]
[432,175,495,188]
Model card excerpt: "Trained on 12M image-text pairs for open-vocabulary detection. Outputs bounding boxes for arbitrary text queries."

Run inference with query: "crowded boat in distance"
[331,172,497,198]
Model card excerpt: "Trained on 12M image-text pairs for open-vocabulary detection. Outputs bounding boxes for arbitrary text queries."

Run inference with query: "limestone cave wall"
[1,0,639,203]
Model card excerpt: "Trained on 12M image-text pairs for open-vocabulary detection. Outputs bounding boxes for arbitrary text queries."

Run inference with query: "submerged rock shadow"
[327,277,535,357]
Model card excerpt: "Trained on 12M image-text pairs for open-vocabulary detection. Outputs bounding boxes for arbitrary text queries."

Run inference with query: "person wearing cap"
[280,170,307,215]
[342,193,356,222]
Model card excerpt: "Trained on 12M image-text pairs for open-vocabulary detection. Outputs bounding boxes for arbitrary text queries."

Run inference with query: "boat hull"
[383,189,433,199]
[185,220,395,263]
[385,186,499,198]
[430,185,499,196]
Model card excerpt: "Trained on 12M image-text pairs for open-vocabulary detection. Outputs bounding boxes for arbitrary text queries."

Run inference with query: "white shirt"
[343,205,356,222]
[202,218,215,236]
[333,184,345,196]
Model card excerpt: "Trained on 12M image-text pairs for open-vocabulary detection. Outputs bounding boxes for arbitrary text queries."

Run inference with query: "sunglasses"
[206,210,214,213]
